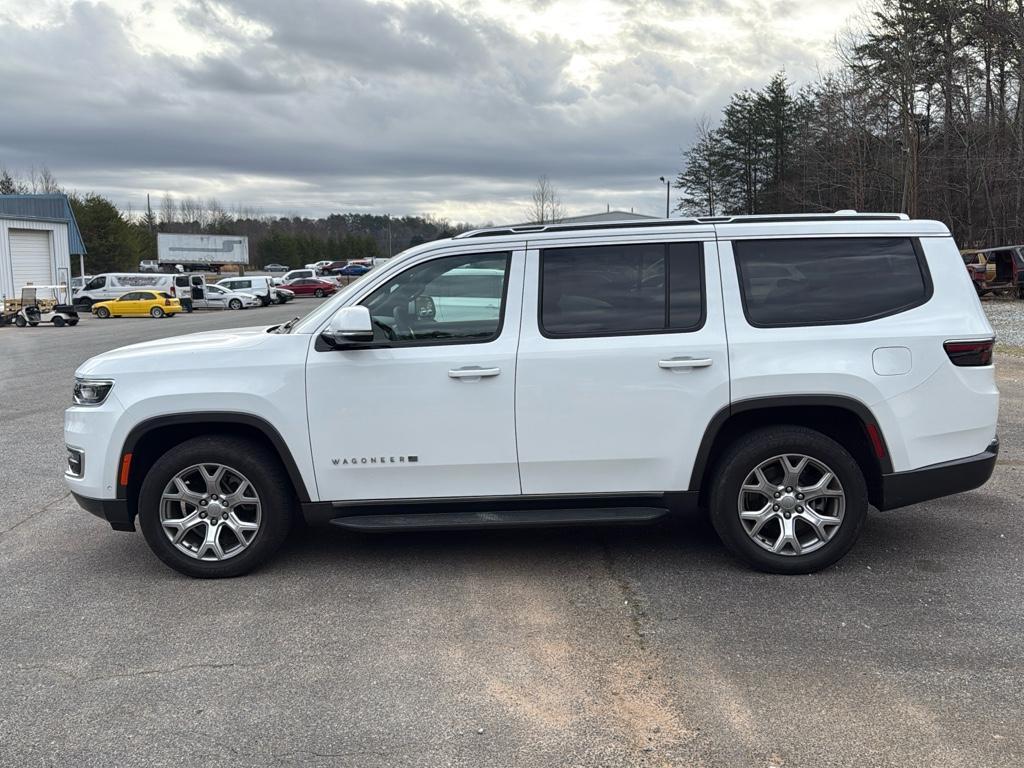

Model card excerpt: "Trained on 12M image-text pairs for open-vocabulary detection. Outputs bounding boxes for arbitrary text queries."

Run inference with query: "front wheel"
[52,316,66,327]
[14,315,26,327]
[150,306,165,318]
[709,426,868,574]
[138,436,294,578]
[314,288,325,298]
[228,298,242,310]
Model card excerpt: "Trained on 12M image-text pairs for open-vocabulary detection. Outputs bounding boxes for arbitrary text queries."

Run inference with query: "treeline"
[675,0,1024,248]
[2,166,475,273]
[154,192,475,266]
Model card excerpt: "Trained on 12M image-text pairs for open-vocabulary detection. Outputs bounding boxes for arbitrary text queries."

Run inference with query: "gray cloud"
[0,0,848,221]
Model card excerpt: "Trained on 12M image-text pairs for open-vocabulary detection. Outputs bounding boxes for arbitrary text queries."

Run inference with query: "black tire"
[67,319,79,326]
[29,322,38,327]
[14,315,26,327]
[77,297,94,310]
[52,316,66,327]
[138,436,294,578]
[314,288,325,298]
[229,298,242,310]
[150,306,165,318]
[709,426,868,575]
[95,306,110,319]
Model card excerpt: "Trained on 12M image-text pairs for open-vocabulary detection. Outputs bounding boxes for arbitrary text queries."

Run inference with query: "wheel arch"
[119,412,312,523]
[692,396,893,509]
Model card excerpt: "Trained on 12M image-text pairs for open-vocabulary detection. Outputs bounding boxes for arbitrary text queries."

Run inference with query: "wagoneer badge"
[332,456,419,466]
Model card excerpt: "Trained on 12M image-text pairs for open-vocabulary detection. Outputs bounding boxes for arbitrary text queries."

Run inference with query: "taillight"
[944,339,994,366]
[169,285,175,295]
[164,299,172,306]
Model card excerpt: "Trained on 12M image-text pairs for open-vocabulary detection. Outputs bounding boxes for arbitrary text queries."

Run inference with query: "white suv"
[64,213,999,578]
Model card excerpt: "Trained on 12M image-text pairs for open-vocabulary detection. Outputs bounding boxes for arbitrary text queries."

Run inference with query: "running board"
[328,507,667,532]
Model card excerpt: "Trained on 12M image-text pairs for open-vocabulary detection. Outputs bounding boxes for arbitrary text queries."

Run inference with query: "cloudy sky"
[0,0,858,223]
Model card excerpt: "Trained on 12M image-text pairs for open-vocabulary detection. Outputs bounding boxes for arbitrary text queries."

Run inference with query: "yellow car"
[92,290,182,319]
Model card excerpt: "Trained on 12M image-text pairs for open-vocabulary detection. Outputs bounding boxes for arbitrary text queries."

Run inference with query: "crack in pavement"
[0,491,71,542]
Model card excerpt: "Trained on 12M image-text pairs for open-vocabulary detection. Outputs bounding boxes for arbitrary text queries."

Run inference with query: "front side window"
[540,242,705,337]
[118,292,142,301]
[733,237,931,327]
[85,276,106,290]
[361,252,510,344]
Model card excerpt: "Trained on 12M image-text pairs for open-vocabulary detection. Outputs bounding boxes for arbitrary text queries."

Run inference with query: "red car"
[283,278,338,298]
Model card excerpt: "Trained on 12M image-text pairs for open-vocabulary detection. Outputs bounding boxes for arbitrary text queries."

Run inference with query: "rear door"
[515,233,730,494]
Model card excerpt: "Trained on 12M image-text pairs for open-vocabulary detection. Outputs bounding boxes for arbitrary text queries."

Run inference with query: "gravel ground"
[983,298,1024,348]
[1,305,1022,768]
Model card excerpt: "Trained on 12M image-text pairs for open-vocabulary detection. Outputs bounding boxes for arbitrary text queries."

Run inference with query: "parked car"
[283,277,338,297]
[139,260,161,273]
[332,263,372,277]
[264,263,289,274]
[215,276,276,306]
[961,246,1024,298]
[281,268,316,283]
[273,287,295,304]
[91,290,182,318]
[65,212,998,578]
[199,283,261,310]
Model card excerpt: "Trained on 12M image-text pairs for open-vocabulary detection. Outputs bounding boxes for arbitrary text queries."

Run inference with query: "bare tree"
[159,192,177,226]
[527,175,565,223]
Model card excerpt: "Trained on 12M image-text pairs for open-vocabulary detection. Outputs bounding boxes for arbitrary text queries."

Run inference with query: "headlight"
[73,379,114,406]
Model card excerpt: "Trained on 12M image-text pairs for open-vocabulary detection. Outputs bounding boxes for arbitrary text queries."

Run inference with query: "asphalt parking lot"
[1,304,1022,768]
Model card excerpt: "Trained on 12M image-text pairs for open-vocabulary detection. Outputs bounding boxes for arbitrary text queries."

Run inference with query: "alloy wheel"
[159,463,262,561]
[737,453,845,556]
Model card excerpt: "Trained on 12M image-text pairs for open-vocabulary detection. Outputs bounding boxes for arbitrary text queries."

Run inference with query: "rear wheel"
[709,426,868,574]
[14,315,26,327]
[138,436,294,578]
[95,306,110,319]
[67,318,79,326]
[52,316,65,327]
[150,306,165,318]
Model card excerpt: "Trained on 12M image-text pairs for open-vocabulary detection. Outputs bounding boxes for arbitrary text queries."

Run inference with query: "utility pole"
[658,177,671,218]
[387,214,393,260]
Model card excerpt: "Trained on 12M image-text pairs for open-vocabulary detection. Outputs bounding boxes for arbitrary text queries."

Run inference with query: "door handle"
[658,357,713,369]
[448,366,502,379]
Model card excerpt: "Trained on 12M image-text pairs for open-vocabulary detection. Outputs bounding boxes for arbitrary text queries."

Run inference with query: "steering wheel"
[373,319,397,341]
[391,303,416,340]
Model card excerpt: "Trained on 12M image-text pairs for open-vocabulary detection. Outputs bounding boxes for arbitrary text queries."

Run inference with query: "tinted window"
[540,242,704,337]
[734,238,930,327]
[85,276,106,290]
[363,252,510,344]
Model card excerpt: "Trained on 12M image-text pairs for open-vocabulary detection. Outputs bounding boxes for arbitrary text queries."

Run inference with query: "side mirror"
[414,295,436,320]
[323,305,374,346]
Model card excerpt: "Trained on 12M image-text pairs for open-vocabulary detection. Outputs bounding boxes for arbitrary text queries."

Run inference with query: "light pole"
[658,176,671,218]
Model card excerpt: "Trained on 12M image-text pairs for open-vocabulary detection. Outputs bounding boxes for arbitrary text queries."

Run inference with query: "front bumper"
[72,493,134,532]
[879,438,999,510]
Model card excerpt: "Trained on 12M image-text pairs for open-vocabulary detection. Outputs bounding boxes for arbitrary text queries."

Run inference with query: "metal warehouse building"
[0,194,87,299]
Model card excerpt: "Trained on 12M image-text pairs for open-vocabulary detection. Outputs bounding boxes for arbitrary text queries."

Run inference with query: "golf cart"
[11,285,79,327]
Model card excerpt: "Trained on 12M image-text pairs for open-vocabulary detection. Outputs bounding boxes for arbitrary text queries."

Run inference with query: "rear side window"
[733,237,931,327]
[540,242,705,337]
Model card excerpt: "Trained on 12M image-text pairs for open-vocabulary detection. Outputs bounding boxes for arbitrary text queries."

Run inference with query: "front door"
[515,237,730,494]
[305,247,525,501]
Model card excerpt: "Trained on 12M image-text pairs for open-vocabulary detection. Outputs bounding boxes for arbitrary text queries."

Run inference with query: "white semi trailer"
[157,233,249,272]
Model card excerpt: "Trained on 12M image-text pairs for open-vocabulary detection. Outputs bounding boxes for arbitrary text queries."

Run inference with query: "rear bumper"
[71,493,134,532]
[879,438,999,511]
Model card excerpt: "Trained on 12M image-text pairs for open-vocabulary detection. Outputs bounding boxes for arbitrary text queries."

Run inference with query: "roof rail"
[453,211,911,239]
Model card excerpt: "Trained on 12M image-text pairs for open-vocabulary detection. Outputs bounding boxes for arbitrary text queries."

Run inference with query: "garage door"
[9,229,53,288]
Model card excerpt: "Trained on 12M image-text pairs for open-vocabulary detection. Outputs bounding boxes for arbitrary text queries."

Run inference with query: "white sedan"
[200,283,262,310]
